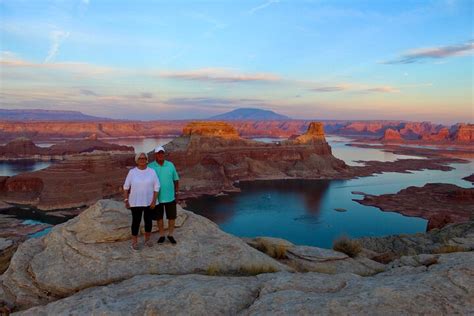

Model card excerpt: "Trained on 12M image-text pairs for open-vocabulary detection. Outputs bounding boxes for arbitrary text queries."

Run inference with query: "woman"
[123,152,160,250]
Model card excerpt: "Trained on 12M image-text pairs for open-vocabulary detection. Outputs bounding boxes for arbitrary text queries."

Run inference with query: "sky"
[0,0,473,124]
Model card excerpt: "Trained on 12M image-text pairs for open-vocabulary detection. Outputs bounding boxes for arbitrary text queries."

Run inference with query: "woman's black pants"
[130,206,153,236]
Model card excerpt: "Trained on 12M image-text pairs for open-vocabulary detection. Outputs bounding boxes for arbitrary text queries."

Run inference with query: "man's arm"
[174,180,179,201]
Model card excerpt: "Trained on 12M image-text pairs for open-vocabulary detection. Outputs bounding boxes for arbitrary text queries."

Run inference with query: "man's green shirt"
[148,160,179,203]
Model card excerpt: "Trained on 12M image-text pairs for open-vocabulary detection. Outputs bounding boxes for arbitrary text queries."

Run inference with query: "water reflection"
[0,160,52,176]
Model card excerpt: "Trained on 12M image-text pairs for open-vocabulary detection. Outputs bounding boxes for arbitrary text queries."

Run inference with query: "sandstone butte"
[161,121,347,197]
[1,120,473,143]
[0,199,473,314]
[380,128,403,142]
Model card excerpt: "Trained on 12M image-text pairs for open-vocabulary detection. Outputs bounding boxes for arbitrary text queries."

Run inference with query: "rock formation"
[0,138,133,160]
[0,153,134,210]
[0,200,288,310]
[380,128,403,141]
[1,201,472,314]
[422,127,450,141]
[162,121,347,197]
[354,183,474,230]
[1,119,471,143]
[451,123,474,142]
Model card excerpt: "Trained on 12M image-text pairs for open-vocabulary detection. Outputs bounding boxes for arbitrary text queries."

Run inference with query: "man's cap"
[154,145,165,153]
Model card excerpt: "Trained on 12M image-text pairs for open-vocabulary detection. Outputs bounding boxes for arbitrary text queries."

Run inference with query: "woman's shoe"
[131,243,139,251]
[145,239,153,248]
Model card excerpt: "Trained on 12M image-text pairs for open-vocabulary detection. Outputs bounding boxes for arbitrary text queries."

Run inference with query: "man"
[148,145,180,244]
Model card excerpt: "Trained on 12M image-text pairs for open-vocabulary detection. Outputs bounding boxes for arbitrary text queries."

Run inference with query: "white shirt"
[123,167,160,207]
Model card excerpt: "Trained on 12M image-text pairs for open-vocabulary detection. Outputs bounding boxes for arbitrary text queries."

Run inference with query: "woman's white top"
[123,167,160,207]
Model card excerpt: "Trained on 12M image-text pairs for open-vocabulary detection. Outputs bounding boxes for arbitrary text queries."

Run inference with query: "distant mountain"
[209,108,291,121]
[0,109,110,121]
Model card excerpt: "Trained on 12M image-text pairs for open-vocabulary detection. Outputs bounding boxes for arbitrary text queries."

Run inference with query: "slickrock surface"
[1,201,473,314]
[244,236,385,276]
[358,221,474,256]
[13,252,474,315]
[355,183,474,230]
[164,121,347,196]
[0,200,287,310]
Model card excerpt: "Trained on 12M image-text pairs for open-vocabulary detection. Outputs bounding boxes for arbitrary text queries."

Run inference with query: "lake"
[184,136,472,248]
[0,160,52,177]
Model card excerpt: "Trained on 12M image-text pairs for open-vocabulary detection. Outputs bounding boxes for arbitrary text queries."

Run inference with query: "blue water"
[0,160,52,176]
[186,136,473,248]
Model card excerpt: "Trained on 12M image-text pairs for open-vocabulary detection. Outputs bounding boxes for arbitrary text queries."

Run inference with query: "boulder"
[15,252,474,315]
[0,200,287,310]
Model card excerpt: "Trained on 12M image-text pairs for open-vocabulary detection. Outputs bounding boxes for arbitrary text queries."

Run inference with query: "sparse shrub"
[333,236,362,258]
[206,264,220,276]
[259,240,288,259]
[238,264,278,276]
[432,244,467,254]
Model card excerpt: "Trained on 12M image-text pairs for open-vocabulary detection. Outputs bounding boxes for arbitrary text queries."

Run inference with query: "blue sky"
[0,0,472,123]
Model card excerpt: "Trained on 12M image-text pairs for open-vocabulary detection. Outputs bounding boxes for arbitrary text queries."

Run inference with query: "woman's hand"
[150,200,156,209]
[125,200,130,209]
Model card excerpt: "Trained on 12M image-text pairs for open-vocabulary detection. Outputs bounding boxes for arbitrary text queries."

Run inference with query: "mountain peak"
[209,108,291,121]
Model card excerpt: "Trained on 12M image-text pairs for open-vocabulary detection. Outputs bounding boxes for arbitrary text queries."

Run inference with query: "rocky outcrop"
[1,200,473,314]
[422,127,450,141]
[464,174,474,184]
[355,183,474,230]
[13,252,474,315]
[0,153,133,210]
[451,123,474,142]
[380,128,403,141]
[0,138,133,160]
[0,238,17,274]
[163,121,347,196]
[244,236,385,276]
[357,221,474,256]
[0,200,287,310]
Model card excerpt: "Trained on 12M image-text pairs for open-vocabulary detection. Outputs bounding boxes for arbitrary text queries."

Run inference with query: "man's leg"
[166,201,177,244]
[156,203,166,243]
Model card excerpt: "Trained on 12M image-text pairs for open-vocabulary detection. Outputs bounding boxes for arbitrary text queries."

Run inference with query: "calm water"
[185,136,473,248]
[0,160,52,176]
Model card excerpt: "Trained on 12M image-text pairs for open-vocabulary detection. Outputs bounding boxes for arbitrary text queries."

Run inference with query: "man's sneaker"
[167,236,177,244]
[157,236,166,244]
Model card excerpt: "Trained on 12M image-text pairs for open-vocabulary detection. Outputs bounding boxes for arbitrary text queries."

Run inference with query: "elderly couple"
[123,146,179,250]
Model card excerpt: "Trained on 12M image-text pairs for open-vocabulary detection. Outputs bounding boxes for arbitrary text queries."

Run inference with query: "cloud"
[44,30,70,63]
[79,89,99,96]
[164,97,269,109]
[248,0,280,15]
[309,83,399,94]
[360,86,400,93]
[140,92,153,99]
[1,53,115,76]
[310,85,350,93]
[161,68,280,83]
[383,40,474,64]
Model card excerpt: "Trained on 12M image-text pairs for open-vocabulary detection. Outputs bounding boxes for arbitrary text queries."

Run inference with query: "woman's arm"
[123,170,132,209]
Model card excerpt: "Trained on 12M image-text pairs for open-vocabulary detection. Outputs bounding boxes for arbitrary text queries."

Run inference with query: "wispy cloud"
[310,85,350,92]
[161,68,280,83]
[79,89,99,96]
[248,0,280,15]
[165,97,270,109]
[360,86,400,93]
[309,83,399,94]
[44,30,70,63]
[383,40,474,64]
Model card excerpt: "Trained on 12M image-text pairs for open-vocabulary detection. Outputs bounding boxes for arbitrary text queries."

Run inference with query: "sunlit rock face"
[162,121,347,196]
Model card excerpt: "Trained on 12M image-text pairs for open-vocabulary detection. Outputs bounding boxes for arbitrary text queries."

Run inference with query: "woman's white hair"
[135,152,149,163]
